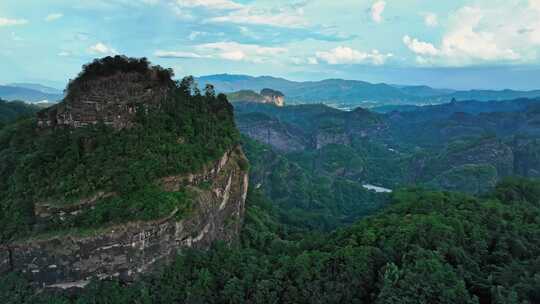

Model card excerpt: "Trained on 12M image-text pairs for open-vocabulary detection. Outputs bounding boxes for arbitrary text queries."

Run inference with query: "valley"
[0,57,539,304]
[3,0,540,302]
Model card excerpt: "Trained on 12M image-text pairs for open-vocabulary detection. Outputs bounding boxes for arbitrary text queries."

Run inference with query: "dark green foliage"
[5,178,540,303]
[227,90,266,103]
[242,136,391,232]
[0,77,239,242]
[68,56,174,91]
[44,186,192,233]
[0,99,38,125]
[236,100,540,195]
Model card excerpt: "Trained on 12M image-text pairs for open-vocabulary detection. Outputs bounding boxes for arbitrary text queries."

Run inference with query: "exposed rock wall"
[0,147,249,289]
[37,71,171,130]
[260,88,285,107]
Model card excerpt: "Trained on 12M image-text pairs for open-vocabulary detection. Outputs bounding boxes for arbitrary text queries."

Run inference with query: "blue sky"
[1,0,540,90]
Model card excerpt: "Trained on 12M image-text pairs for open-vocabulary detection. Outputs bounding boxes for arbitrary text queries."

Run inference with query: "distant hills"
[0,83,63,103]
[6,75,540,107]
[197,74,540,107]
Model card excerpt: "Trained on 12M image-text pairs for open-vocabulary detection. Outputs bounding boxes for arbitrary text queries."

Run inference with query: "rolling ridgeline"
[0,57,539,303]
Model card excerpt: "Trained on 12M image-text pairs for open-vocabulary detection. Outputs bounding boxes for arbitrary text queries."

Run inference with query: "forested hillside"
[235,99,540,195]
[3,178,539,303]
[0,59,240,243]
[2,71,540,303]
[0,99,38,128]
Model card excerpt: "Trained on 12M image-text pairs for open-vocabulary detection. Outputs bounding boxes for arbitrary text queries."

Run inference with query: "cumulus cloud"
[45,13,63,22]
[316,46,392,65]
[402,3,540,66]
[88,42,117,55]
[403,36,439,56]
[423,12,438,27]
[197,42,287,62]
[371,1,386,23]
[0,17,28,27]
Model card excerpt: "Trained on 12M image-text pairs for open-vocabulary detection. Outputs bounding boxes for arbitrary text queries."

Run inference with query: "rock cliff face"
[227,89,285,107]
[1,56,248,289]
[260,88,285,107]
[37,70,171,130]
[0,147,248,289]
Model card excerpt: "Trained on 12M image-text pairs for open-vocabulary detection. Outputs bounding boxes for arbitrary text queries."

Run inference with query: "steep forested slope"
[4,178,539,303]
[235,99,540,195]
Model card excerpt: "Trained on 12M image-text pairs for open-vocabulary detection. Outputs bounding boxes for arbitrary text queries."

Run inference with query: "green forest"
[0,76,239,242]
[2,178,539,303]
[1,60,540,303]
[0,99,38,128]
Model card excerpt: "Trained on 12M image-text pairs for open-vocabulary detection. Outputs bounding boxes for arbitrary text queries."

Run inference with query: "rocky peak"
[37,56,174,130]
[260,88,285,107]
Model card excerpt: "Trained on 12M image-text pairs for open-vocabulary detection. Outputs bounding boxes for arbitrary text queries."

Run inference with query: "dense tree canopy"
[0,99,38,127]
[0,77,239,242]
[2,178,539,303]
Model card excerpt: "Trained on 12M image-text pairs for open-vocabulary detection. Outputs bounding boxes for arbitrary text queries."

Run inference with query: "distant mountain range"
[197,74,540,107]
[5,75,540,107]
[0,83,64,103]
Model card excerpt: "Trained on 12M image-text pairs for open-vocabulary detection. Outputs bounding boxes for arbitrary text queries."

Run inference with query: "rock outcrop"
[260,88,285,107]
[37,59,172,130]
[1,56,249,289]
[0,147,248,289]
[227,89,285,107]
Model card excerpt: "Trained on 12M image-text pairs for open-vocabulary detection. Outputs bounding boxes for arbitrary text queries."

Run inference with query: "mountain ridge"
[198,74,540,106]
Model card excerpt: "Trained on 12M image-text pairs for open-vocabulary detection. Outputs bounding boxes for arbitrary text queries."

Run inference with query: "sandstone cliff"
[227,88,285,107]
[0,56,248,289]
[260,88,285,107]
[37,57,172,130]
[0,147,248,289]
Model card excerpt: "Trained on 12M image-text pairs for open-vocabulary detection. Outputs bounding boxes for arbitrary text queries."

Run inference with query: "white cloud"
[0,17,28,27]
[88,42,117,55]
[371,1,386,23]
[219,50,246,61]
[175,0,243,10]
[45,13,63,22]
[172,0,307,28]
[58,51,72,57]
[316,46,392,65]
[154,50,206,58]
[423,12,438,27]
[403,35,439,56]
[207,7,307,28]
[197,42,287,62]
[403,3,540,66]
